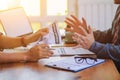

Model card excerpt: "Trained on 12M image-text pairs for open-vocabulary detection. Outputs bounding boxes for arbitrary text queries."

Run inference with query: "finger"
[72,33,80,40]
[65,17,79,29]
[72,39,85,49]
[40,44,50,48]
[87,25,93,34]
[42,28,49,31]
[34,45,49,52]
[65,28,74,32]
[48,51,54,56]
[72,36,78,42]
[39,52,51,58]
[82,17,88,31]
[71,15,86,30]
[65,17,77,26]
[73,33,78,38]
[43,51,53,57]
[71,15,82,25]
[72,34,83,44]
[46,51,53,56]
[79,26,88,36]
[74,33,87,48]
[74,33,86,42]
[39,32,49,36]
[39,28,49,33]
[65,20,83,33]
[65,20,75,28]
[72,33,82,41]
[77,38,86,48]
[77,39,85,47]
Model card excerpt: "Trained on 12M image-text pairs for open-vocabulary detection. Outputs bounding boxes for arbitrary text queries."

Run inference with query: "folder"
[45,57,105,72]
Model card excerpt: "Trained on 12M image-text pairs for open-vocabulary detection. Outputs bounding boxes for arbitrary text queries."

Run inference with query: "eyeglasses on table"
[74,54,97,65]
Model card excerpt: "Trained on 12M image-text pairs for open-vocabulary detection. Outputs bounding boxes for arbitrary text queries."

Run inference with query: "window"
[20,0,40,16]
[0,0,77,35]
[47,0,68,16]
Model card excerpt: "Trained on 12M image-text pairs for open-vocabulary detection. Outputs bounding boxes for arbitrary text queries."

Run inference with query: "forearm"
[24,32,42,45]
[0,35,23,49]
[0,33,42,49]
[0,51,28,63]
[89,41,120,62]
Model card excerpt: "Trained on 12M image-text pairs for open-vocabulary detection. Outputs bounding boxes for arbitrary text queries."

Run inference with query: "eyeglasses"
[74,55,97,65]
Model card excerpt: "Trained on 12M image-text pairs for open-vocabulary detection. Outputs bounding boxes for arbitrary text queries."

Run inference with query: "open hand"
[65,15,88,36]
[72,26,95,49]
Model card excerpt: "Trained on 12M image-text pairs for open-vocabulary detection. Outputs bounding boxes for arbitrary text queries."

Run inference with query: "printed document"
[45,56,105,72]
[50,47,95,56]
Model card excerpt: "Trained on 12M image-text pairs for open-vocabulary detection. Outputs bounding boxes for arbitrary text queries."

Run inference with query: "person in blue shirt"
[65,0,120,73]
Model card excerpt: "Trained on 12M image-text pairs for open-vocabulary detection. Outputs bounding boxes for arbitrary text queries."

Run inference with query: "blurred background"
[0,0,118,36]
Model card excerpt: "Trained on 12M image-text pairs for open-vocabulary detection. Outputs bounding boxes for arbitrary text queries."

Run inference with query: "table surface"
[1,43,120,80]
[0,57,120,80]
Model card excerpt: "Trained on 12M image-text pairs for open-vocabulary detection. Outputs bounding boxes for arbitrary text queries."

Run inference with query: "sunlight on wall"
[0,0,67,16]
[0,0,68,32]
[20,0,40,16]
[0,0,8,10]
[47,0,68,15]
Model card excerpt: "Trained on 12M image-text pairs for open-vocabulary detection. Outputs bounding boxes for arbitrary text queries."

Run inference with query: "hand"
[24,28,49,45]
[65,15,88,35]
[25,44,53,61]
[37,28,49,36]
[72,26,95,49]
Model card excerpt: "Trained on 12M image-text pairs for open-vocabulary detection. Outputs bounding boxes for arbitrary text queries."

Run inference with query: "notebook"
[45,57,105,72]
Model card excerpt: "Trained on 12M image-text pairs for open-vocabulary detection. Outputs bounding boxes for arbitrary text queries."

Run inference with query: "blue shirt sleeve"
[89,41,120,62]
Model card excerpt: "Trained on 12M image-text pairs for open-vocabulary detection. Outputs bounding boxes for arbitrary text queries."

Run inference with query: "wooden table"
[0,57,120,80]
[1,43,120,80]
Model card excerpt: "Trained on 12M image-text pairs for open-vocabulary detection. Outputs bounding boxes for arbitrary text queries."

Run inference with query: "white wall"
[78,0,118,31]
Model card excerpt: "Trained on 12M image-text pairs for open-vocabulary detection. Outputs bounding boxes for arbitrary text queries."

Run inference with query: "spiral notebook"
[45,57,105,72]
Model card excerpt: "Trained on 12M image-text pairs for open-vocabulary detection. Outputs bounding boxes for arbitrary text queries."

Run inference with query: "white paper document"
[39,22,62,44]
[45,57,105,72]
[50,47,95,56]
[4,46,94,57]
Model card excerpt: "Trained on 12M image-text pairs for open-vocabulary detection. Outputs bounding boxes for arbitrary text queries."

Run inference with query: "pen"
[51,54,75,57]
[47,48,55,50]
